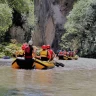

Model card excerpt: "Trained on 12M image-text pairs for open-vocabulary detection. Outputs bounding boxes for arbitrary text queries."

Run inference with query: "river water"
[0,58,96,96]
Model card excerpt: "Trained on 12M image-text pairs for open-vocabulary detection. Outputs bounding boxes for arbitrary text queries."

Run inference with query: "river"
[0,58,96,96]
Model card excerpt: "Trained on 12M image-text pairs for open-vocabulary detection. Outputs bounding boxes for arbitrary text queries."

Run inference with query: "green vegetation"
[61,0,96,56]
[0,40,21,58]
[0,0,34,42]
[7,0,31,13]
[0,0,34,57]
[0,3,12,41]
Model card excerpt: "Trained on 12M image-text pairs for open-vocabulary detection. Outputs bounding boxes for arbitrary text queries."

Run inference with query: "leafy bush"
[0,43,21,58]
[5,43,21,56]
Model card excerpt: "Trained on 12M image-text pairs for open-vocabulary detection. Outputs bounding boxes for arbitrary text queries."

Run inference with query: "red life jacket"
[63,51,67,56]
[25,45,30,54]
[47,49,53,59]
[25,45,33,59]
[69,51,72,57]
[72,51,74,57]
[66,52,69,56]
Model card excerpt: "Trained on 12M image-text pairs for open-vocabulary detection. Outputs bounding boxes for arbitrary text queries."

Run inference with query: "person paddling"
[46,45,64,67]
[39,45,51,61]
[46,45,56,61]
[24,40,35,69]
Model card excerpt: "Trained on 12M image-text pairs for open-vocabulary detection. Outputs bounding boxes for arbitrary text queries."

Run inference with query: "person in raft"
[46,44,56,61]
[39,45,51,61]
[24,40,36,69]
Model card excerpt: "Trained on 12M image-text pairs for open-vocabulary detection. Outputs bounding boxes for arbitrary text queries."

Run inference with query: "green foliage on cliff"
[0,0,34,42]
[7,0,35,27]
[61,0,96,56]
[27,1,34,27]
[7,0,31,13]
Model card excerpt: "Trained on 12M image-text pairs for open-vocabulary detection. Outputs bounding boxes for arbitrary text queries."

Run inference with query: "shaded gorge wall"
[33,0,75,51]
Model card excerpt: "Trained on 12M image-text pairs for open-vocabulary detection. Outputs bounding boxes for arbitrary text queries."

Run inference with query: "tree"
[61,0,96,56]
[0,3,12,42]
[0,0,35,42]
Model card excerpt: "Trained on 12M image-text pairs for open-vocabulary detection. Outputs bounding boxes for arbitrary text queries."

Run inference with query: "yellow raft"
[12,57,55,70]
[63,55,79,60]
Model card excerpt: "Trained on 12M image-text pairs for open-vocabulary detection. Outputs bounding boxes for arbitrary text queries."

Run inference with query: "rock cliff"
[33,0,75,51]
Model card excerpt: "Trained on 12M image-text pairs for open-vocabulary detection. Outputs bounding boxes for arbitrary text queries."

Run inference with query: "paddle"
[36,58,65,67]
[51,58,65,67]
[54,62,65,67]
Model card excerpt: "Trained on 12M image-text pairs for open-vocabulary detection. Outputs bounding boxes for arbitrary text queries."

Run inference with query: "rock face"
[10,26,25,43]
[33,0,75,51]
[10,25,31,43]
[9,9,32,43]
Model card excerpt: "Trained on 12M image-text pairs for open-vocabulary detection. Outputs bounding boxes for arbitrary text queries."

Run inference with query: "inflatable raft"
[12,57,55,70]
[63,55,79,60]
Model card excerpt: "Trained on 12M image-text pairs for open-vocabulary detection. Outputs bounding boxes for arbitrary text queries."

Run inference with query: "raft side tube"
[12,58,55,70]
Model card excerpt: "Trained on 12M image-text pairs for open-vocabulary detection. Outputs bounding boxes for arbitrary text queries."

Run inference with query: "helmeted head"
[46,44,50,49]
[28,40,33,46]
[42,45,46,50]
[21,43,28,50]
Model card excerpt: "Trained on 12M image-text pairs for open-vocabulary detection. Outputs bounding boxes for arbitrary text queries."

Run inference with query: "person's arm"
[32,48,41,59]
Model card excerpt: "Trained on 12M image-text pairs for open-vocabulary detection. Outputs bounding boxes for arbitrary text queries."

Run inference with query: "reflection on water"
[0,59,96,96]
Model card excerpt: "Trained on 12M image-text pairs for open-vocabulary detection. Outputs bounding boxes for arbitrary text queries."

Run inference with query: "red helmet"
[42,45,46,49]
[21,43,28,50]
[47,45,50,49]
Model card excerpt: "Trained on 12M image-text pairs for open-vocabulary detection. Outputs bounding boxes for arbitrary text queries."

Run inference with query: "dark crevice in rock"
[12,9,24,28]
